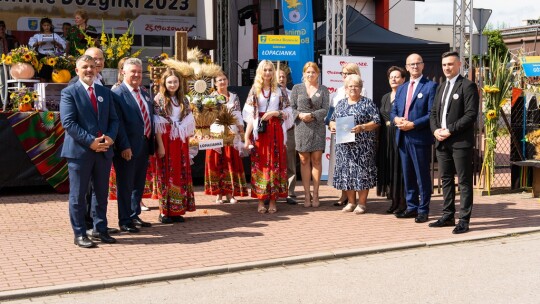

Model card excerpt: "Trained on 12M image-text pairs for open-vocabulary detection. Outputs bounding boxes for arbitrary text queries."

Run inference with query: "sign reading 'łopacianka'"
[258,35,301,61]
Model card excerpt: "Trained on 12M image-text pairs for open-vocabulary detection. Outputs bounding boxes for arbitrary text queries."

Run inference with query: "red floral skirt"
[154,126,196,216]
[205,146,248,196]
[108,163,156,200]
[250,116,288,200]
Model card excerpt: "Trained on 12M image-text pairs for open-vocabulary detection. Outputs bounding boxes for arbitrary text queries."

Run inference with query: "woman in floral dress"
[329,74,380,214]
[65,9,97,56]
[153,69,196,223]
[243,60,294,214]
[205,72,249,204]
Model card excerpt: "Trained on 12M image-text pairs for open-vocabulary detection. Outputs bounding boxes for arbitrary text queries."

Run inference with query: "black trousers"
[436,145,474,222]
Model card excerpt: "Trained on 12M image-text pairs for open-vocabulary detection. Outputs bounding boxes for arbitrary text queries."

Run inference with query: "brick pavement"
[0,184,539,300]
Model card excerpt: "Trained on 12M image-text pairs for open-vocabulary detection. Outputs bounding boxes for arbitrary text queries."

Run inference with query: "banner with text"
[258,35,301,61]
[281,0,314,83]
[321,55,374,180]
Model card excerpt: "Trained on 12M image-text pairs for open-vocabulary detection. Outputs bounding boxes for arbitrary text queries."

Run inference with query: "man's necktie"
[403,81,415,119]
[88,87,98,113]
[134,89,151,138]
[441,81,451,128]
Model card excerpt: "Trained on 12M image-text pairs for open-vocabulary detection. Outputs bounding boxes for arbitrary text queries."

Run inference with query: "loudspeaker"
[313,0,327,22]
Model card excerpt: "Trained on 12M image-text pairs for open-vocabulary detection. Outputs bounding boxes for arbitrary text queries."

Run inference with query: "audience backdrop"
[321,55,374,180]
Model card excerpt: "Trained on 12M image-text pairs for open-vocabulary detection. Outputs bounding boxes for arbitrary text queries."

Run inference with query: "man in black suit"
[112,58,154,233]
[429,51,479,234]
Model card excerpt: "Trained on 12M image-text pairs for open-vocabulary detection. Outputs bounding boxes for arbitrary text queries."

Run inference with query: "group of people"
[60,45,479,248]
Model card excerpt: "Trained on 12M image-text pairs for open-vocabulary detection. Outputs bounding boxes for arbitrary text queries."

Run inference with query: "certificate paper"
[336,116,355,144]
[41,34,54,42]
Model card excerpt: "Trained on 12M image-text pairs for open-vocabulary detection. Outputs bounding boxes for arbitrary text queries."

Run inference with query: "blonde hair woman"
[242,60,294,214]
[290,62,329,207]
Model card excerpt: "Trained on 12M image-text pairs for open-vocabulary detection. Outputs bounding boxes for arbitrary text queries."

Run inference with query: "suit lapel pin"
[315,92,320,98]
[417,93,423,99]
[453,93,459,100]
[97,96,104,102]
[145,95,150,102]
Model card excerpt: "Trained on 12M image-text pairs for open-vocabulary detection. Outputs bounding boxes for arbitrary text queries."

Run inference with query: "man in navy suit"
[429,51,479,234]
[60,55,119,248]
[391,53,438,223]
[112,58,154,233]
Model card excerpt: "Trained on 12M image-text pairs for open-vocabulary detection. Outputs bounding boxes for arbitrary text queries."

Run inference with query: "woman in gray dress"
[290,62,329,207]
[329,74,380,214]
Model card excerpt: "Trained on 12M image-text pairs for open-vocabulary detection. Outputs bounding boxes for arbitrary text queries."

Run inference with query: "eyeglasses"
[406,62,423,67]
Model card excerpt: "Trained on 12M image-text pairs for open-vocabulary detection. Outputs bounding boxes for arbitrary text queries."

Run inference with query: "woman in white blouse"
[28,18,66,81]
[243,60,294,214]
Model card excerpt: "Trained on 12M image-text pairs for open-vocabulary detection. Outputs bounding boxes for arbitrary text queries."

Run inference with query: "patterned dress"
[66,25,97,56]
[242,87,294,200]
[153,94,196,216]
[290,84,329,152]
[204,92,248,197]
[331,97,380,190]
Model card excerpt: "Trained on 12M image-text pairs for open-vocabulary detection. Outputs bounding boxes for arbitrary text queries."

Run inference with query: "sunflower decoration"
[486,109,497,120]
[0,45,41,71]
[10,85,38,111]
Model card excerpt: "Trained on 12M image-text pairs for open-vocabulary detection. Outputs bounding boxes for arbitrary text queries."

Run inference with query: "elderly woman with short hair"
[329,74,380,214]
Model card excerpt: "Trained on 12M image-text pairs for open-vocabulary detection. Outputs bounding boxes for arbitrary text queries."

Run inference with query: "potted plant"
[98,22,143,85]
[1,46,42,79]
[10,85,38,112]
[41,53,76,83]
[480,50,513,194]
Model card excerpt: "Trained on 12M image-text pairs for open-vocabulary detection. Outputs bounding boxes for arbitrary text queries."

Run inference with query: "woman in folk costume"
[205,72,249,203]
[243,60,294,214]
[153,68,196,224]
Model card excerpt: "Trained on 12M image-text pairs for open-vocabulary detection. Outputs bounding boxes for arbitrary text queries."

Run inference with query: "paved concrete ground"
[0,185,539,301]
[9,231,540,304]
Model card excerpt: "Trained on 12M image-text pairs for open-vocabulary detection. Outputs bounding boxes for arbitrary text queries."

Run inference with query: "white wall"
[388,0,415,37]
[414,24,454,46]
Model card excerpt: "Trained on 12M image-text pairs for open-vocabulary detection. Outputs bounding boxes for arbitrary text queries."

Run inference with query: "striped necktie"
[134,89,151,138]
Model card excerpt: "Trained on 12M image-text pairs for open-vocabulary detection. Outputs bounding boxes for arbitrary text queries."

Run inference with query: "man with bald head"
[69,47,105,85]
[391,53,438,223]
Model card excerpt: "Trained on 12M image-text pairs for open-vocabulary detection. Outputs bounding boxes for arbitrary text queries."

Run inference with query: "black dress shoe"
[91,231,117,244]
[395,210,418,218]
[452,220,470,234]
[132,217,152,227]
[159,214,174,223]
[120,223,140,233]
[334,198,348,207]
[415,213,429,223]
[429,217,456,227]
[386,206,397,214]
[286,197,297,205]
[172,216,185,223]
[107,227,120,234]
[74,236,96,248]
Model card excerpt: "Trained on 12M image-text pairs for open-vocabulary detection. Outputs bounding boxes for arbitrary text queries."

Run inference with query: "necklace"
[262,88,271,99]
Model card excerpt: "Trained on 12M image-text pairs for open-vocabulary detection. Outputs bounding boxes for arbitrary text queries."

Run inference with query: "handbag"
[257,94,271,133]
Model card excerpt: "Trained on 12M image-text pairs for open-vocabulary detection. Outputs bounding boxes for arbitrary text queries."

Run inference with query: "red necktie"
[403,81,415,119]
[134,89,151,138]
[88,87,98,113]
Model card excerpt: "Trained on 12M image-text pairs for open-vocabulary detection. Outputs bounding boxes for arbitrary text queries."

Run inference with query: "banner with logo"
[522,56,540,77]
[321,55,374,180]
[281,0,314,83]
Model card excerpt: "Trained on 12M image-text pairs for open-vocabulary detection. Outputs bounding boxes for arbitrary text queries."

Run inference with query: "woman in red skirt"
[205,72,249,203]
[153,68,196,223]
[243,60,294,214]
